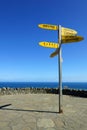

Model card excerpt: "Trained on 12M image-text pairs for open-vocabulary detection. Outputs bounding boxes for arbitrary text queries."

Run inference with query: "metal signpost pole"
[58,25,63,113]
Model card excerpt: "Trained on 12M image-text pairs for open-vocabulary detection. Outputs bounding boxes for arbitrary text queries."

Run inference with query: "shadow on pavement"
[0,104,12,109]
[0,106,58,114]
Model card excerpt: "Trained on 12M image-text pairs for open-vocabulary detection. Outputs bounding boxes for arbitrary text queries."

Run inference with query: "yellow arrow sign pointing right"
[62,36,84,43]
[62,27,77,36]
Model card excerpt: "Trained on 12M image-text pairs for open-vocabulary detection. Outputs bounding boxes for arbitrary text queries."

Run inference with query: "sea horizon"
[0,81,87,90]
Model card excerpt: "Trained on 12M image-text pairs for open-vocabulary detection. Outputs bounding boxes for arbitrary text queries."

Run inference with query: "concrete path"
[0,94,87,130]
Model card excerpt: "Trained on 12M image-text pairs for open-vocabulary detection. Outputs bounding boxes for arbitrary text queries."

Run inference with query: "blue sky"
[0,0,87,82]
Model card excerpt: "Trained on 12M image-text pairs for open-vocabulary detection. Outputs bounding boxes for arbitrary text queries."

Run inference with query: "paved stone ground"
[0,94,87,130]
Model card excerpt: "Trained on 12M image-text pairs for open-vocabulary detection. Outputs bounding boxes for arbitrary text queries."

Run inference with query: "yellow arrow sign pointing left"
[50,49,59,57]
[50,49,63,62]
[38,24,58,30]
[39,42,59,48]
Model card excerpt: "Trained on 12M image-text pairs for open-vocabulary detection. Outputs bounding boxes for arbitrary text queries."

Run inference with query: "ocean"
[0,82,87,90]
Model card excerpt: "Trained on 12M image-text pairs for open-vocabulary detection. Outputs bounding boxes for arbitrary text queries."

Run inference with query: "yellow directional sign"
[38,24,58,30]
[62,36,84,43]
[62,27,77,36]
[50,49,59,57]
[50,50,63,61]
[39,42,59,48]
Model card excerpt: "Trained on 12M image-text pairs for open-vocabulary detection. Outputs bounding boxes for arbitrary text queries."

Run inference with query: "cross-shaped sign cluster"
[38,24,84,113]
[38,24,84,57]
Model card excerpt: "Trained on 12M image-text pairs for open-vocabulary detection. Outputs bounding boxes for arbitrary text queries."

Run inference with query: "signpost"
[38,23,84,113]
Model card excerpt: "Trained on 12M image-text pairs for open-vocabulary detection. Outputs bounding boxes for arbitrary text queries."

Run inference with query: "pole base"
[59,109,63,113]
